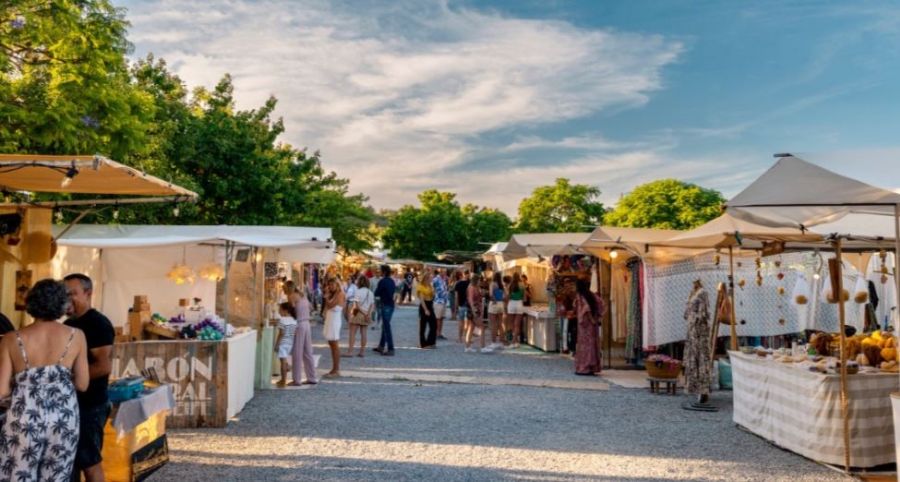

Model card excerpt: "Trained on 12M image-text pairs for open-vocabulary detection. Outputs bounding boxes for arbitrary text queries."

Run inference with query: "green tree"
[103,65,373,250]
[382,191,512,261]
[605,179,724,230]
[0,1,155,159]
[516,178,604,233]
[463,205,513,249]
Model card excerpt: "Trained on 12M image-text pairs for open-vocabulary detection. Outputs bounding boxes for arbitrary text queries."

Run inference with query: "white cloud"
[120,0,686,212]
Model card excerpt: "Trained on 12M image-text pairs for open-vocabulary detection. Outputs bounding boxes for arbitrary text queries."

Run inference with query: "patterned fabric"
[0,331,80,481]
[432,276,449,305]
[684,288,711,396]
[625,260,642,362]
[644,252,864,348]
[574,294,603,374]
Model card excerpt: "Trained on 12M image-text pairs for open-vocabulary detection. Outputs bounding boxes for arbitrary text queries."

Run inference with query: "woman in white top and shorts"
[343,276,374,358]
[323,277,346,378]
[488,272,505,349]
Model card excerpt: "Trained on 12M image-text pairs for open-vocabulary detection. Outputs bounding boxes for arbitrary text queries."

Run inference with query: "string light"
[609,249,619,259]
[112,204,119,221]
[60,163,78,188]
[55,209,63,222]
[173,205,180,217]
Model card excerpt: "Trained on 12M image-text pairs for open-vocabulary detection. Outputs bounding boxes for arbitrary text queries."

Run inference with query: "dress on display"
[684,287,712,396]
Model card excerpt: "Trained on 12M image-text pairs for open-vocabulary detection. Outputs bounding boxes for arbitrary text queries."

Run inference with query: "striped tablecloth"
[730,351,898,468]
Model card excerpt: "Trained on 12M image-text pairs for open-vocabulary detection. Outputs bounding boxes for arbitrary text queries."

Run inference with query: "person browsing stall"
[64,273,115,482]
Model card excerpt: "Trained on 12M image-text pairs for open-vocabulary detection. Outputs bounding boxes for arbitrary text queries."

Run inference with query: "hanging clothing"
[574,293,603,374]
[625,260,643,362]
[684,287,712,396]
[1,331,80,481]
[611,263,630,342]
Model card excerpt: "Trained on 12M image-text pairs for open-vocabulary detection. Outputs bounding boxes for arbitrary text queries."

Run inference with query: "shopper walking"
[506,273,526,348]
[344,276,374,358]
[275,302,297,386]
[488,273,505,349]
[417,271,437,348]
[322,278,345,378]
[290,285,318,385]
[433,270,449,340]
[373,265,398,356]
[0,279,89,482]
[401,269,414,304]
[465,274,490,353]
[574,279,603,375]
[454,271,470,342]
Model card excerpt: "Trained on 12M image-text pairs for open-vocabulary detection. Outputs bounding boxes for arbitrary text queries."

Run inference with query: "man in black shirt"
[64,273,115,482]
[373,265,398,356]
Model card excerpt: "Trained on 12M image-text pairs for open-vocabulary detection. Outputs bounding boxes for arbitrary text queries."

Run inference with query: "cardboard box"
[128,311,151,341]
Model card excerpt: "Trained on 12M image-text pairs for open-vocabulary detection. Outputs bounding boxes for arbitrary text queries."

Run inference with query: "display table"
[730,350,898,468]
[111,330,257,428]
[101,385,175,481]
[525,307,558,352]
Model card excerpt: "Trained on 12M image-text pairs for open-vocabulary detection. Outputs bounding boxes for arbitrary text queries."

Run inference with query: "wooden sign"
[112,340,228,428]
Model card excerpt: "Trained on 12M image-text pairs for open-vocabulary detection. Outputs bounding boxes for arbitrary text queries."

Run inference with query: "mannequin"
[683,279,716,410]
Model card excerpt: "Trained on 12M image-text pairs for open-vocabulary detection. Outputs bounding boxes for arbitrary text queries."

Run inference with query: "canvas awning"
[653,213,823,249]
[0,154,197,198]
[53,224,333,253]
[726,155,900,228]
[502,233,592,260]
[581,226,681,258]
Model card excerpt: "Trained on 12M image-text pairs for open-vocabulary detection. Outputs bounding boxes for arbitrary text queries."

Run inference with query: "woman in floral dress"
[574,279,604,375]
[0,279,89,481]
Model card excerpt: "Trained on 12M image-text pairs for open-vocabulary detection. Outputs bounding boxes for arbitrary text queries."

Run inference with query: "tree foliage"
[604,179,724,230]
[108,64,374,250]
[382,190,512,261]
[0,1,154,159]
[516,178,605,233]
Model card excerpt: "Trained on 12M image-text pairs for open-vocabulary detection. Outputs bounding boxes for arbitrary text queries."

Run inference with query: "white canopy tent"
[724,154,900,472]
[51,225,334,327]
[501,233,592,260]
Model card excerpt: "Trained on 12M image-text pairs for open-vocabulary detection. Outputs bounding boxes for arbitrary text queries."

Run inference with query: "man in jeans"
[373,265,398,356]
[64,273,115,482]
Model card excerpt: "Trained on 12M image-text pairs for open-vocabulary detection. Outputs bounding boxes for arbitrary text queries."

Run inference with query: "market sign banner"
[113,340,228,428]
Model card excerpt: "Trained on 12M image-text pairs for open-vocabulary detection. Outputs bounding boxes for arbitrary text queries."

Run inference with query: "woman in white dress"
[323,277,345,378]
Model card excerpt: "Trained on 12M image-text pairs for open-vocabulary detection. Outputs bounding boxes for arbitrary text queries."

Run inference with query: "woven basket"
[645,360,681,379]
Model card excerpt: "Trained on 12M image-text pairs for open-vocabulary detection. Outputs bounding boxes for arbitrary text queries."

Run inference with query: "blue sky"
[118,0,900,214]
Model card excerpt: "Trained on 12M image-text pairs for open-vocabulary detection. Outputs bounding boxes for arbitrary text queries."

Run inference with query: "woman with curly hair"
[0,279,89,480]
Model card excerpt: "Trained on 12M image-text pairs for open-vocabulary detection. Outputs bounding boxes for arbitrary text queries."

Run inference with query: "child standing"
[275,302,297,386]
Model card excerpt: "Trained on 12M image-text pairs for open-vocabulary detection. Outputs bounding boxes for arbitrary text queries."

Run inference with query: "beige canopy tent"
[0,154,198,201]
[580,226,681,260]
[501,233,592,260]
[724,154,900,472]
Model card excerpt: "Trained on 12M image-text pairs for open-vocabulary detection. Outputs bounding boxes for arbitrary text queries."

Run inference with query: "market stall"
[730,350,898,468]
[51,224,334,427]
[717,154,900,472]
[501,233,592,352]
[580,226,681,365]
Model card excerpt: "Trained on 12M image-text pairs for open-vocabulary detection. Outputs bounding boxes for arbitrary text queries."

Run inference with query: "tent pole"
[222,241,233,324]
[894,204,900,332]
[728,246,738,351]
[833,239,851,472]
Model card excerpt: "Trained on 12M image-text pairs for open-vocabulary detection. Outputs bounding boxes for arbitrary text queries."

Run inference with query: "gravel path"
[149,305,852,482]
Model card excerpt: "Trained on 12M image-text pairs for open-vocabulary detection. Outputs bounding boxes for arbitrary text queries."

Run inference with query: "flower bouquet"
[645,354,682,379]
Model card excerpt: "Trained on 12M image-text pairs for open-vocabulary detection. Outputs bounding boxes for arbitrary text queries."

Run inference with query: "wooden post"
[222,241,233,323]
[728,246,738,351]
[832,239,851,472]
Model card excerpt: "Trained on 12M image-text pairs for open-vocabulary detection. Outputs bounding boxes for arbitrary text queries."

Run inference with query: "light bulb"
[55,210,63,222]
[173,206,180,217]
[609,250,619,259]
[60,176,73,188]
[113,208,119,220]
[255,252,263,262]
[813,273,821,280]
[60,165,78,188]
